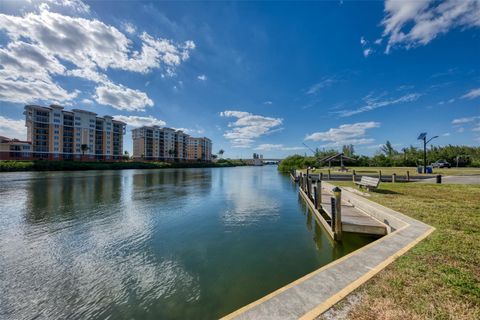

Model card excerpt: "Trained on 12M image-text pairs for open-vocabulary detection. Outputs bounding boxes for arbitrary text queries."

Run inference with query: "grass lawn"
[301,166,480,177]
[322,182,480,319]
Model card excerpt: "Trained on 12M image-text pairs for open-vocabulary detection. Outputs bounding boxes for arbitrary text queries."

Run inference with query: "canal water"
[0,166,374,319]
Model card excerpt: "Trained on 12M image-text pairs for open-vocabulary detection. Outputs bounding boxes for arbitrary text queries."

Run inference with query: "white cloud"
[306,77,337,95]
[0,116,26,140]
[123,22,136,35]
[94,83,154,111]
[254,144,305,151]
[197,74,207,81]
[338,92,421,117]
[363,48,373,57]
[220,110,283,148]
[305,122,380,147]
[43,0,91,13]
[112,115,166,128]
[0,8,194,108]
[452,116,480,124]
[0,74,78,104]
[461,88,480,99]
[263,101,273,105]
[360,36,367,46]
[381,0,480,53]
[81,98,94,105]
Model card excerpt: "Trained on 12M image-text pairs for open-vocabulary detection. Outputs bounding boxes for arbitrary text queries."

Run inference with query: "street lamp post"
[417,133,439,174]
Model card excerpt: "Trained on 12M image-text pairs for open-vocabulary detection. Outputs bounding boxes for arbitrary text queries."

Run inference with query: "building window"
[75,122,81,126]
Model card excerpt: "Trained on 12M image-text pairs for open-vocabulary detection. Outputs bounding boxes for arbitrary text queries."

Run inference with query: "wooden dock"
[297,174,388,239]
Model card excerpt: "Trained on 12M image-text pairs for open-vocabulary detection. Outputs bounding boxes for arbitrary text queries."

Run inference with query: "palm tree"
[218,149,224,159]
[381,141,397,158]
[80,144,89,156]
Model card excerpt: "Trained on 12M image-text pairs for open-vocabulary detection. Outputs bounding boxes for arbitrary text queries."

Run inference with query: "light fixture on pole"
[417,133,439,174]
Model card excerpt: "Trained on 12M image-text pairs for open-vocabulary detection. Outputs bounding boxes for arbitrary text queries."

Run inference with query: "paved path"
[417,175,480,184]
[222,185,434,320]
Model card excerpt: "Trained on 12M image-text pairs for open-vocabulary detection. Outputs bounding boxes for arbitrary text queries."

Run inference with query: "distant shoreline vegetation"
[278,144,480,173]
[0,159,248,172]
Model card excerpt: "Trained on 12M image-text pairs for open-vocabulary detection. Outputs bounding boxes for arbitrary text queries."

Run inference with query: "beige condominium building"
[24,105,126,161]
[132,126,212,162]
[187,137,212,162]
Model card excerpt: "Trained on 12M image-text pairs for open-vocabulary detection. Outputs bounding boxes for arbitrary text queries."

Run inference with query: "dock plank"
[306,187,387,235]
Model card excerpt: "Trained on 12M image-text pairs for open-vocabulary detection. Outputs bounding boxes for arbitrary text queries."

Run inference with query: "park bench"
[355,176,380,191]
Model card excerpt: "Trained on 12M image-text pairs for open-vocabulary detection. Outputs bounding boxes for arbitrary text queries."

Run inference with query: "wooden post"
[379,170,382,182]
[392,173,396,183]
[320,172,323,181]
[332,187,342,241]
[328,169,331,180]
[436,174,442,184]
[307,177,312,198]
[352,169,356,182]
[330,197,336,232]
[406,170,410,182]
[313,184,318,208]
[316,179,322,209]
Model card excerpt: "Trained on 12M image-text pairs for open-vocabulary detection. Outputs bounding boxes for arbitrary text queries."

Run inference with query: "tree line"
[278,142,480,173]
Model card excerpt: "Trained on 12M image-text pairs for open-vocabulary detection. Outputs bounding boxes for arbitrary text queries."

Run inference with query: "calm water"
[0,166,374,319]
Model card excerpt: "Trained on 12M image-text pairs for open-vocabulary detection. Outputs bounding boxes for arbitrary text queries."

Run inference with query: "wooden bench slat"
[355,176,380,189]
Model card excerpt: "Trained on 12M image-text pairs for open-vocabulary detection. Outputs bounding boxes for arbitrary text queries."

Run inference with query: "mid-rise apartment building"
[24,105,126,160]
[132,126,212,162]
[187,137,212,162]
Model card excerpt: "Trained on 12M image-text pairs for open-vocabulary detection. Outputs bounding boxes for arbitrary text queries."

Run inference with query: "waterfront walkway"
[417,175,480,184]
[222,184,434,320]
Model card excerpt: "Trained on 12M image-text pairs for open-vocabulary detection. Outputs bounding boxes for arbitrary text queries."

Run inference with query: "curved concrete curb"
[221,184,434,320]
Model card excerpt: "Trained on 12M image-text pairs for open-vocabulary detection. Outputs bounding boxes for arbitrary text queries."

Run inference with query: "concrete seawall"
[222,184,434,320]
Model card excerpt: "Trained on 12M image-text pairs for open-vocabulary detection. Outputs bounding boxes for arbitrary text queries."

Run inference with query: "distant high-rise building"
[132,126,212,162]
[23,105,125,160]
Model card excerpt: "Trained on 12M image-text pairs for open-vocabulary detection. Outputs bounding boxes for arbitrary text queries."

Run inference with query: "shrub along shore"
[0,159,248,172]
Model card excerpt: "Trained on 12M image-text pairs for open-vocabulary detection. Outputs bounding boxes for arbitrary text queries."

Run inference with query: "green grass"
[0,159,247,172]
[330,182,480,319]
[302,166,480,177]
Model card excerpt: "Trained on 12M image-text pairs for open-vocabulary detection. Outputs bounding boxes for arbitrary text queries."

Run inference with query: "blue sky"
[0,0,479,158]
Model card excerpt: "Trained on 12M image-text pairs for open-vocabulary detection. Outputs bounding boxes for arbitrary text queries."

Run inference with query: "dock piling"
[392,173,396,183]
[436,174,442,184]
[328,169,331,180]
[379,170,382,182]
[316,180,322,209]
[406,170,410,182]
[352,169,356,182]
[332,187,343,242]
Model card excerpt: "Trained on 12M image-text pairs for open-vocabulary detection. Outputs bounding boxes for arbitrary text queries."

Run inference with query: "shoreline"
[0,159,249,173]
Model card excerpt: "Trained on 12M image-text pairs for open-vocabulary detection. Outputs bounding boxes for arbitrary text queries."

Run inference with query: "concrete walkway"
[417,175,480,184]
[221,184,434,320]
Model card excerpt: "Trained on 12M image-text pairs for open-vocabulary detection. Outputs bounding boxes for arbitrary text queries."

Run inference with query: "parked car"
[431,160,451,168]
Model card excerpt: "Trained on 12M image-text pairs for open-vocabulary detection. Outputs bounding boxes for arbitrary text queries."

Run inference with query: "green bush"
[0,160,247,172]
